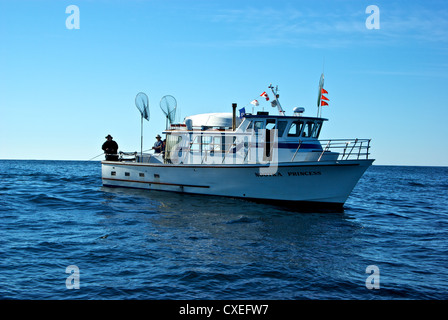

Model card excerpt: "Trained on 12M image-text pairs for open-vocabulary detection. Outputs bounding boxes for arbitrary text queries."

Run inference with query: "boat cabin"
[160,111,330,165]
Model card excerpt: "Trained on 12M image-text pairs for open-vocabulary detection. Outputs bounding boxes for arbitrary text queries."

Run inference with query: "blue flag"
[239,107,246,118]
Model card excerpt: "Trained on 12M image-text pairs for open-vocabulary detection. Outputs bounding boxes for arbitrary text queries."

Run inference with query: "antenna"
[135,92,150,161]
[160,95,177,129]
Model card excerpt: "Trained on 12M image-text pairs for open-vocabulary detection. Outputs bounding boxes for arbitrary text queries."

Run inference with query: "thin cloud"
[199,3,448,48]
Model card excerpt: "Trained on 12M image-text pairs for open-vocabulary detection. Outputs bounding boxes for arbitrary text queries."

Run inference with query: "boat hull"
[101,160,373,207]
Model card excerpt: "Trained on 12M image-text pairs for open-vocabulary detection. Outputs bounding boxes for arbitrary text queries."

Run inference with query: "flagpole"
[317,73,324,118]
[319,98,322,118]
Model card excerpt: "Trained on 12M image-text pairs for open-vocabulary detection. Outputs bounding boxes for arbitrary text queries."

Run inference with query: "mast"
[268,84,285,116]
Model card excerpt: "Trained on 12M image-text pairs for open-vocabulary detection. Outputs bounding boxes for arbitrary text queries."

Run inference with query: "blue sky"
[1,0,447,165]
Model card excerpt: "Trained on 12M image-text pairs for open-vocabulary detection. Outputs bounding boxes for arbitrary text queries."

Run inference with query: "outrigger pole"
[135,92,150,163]
[140,115,143,161]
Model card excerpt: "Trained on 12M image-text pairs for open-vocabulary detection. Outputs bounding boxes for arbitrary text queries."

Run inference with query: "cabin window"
[301,121,315,137]
[166,133,184,161]
[254,121,264,132]
[125,172,130,177]
[247,121,253,130]
[266,119,276,131]
[202,135,213,151]
[265,119,287,138]
[213,136,222,152]
[201,136,222,152]
[277,121,288,137]
[190,135,201,152]
[287,120,304,137]
[312,122,322,138]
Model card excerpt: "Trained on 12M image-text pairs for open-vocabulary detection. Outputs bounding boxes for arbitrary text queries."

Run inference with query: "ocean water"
[0,160,447,300]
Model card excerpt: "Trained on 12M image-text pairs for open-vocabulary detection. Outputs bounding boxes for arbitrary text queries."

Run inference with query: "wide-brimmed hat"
[105,134,113,139]
[156,134,161,138]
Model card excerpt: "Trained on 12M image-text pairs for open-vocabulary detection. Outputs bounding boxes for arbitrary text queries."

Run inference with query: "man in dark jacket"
[152,134,163,154]
[102,134,119,161]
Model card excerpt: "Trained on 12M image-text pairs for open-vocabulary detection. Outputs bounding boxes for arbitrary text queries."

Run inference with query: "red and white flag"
[260,92,270,101]
[250,99,259,106]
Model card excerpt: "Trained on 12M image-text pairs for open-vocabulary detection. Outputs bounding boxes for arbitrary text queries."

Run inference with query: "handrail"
[187,138,371,163]
[290,140,303,162]
[317,140,331,161]
[165,134,371,165]
[317,139,371,161]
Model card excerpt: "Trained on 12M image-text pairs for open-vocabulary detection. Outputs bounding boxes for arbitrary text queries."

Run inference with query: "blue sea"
[1,160,447,300]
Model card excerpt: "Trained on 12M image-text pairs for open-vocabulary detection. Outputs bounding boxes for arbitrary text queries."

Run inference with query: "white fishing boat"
[101,78,374,209]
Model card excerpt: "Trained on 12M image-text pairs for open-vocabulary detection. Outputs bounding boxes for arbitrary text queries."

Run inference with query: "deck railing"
[178,137,371,164]
[123,135,371,164]
[317,139,371,161]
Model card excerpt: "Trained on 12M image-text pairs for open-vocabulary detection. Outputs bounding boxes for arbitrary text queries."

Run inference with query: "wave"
[407,181,426,187]
[28,193,67,204]
[225,216,257,224]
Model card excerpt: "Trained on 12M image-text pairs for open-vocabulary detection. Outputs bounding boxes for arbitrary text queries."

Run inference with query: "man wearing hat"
[102,134,119,161]
[152,134,163,154]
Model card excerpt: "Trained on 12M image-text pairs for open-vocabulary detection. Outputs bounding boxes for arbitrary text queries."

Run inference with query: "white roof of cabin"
[184,113,241,128]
